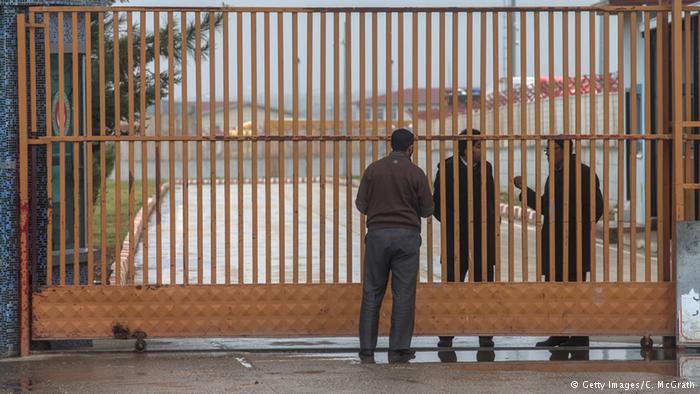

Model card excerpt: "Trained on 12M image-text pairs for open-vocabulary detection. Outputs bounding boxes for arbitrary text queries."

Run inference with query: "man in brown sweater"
[355,128,434,364]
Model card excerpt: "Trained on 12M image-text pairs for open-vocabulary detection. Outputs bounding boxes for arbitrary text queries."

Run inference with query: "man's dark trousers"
[359,228,421,352]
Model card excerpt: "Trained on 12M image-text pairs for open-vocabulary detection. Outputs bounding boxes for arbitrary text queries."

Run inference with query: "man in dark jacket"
[433,129,497,349]
[514,138,604,348]
[356,128,434,364]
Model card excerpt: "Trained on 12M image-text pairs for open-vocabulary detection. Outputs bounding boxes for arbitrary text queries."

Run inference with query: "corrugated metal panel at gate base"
[31,283,674,339]
[17,3,696,347]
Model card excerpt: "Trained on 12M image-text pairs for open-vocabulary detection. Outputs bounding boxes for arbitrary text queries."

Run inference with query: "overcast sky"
[119,0,622,107]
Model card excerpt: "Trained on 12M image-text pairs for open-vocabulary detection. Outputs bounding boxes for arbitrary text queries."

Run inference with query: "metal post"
[17,13,30,357]
[672,0,684,222]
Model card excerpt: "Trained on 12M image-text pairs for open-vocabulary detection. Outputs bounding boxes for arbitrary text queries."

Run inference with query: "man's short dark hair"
[553,138,575,150]
[458,128,481,155]
[391,128,415,152]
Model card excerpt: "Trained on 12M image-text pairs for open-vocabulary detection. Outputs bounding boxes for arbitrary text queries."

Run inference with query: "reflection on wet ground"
[2,338,698,394]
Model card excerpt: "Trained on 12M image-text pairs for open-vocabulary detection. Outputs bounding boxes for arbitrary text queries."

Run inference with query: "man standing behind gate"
[514,138,604,348]
[432,129,497,349]
[355,128,434,364]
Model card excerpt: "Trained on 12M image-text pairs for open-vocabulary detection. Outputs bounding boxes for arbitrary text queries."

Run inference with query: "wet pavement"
[134,183,656,285]
[2,337,698,393]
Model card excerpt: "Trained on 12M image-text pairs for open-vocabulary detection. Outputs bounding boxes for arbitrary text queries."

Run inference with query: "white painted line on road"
[236,357,253,369]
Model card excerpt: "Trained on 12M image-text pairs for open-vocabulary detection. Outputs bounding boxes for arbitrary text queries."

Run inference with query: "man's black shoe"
[358,349,375,364]
[437,350,457,363]
[388,349,416,364]
[479,336,495,348]
[561,336,590,348]
[437,336,453,348]
[476,350,496,362]
[535,336,569,347]
[549,350,570,361]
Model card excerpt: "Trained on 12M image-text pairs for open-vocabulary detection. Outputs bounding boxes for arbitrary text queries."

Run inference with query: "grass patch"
[91,179,159,264]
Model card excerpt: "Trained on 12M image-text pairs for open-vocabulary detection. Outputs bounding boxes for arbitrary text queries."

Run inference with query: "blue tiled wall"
[1,0,106,358]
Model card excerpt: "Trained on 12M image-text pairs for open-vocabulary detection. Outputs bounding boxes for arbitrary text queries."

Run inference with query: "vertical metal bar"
[575,11,583,282]
[29,11,37,292]
[684,9,693,221]
[181,11,189,285]
[534,11,542,281]
[306,11,314,283]
[345,12,352,283]
[617,12,625,282]
[630,11,638,282]
[603,12,611,282]
[85,12,94,285]
[331,11,343,283]
[371,11,378,162]
[412,12,420,280]
[520,10,528,282]
[507,11,514,283]
[46,11,53,286]
[656,9,665,281]
[264,12,271,283]
[661,7,671,281]
[644,12,652,282]
[398,12,404,130]
[438,11,447,283]
[562,11,571,283]
[72,12,80,285]
[236,12,243,284]
[251,12,259,284]
[452,11,463,284]
[98,13,105,285]
[480,11,488,281]
[425,12,434,281]
[294,12,301,283]
[672,0,685,223]
[466,12,474,283]
[360,12,367,280]
[277,12,285,283]
[209,12,217,284]
[168,12,175,285]
[536,12,542,282]
[385,12,392,156]
[547,10,555,282]
[127,12,135,284]
[55,10,65,284]
[17,12,30,356]
[112,11,119,285]
[589,10,597,283]
[333,12,340,284]
[153,11,162,286]
[139,11,148,285]
[493,11,502,282]
[223,11,230,285]
[195,12,203,285]
[320,12,327,283]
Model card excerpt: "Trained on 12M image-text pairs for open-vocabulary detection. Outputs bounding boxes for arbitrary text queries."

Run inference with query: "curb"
[110,182,170,285]
[500,203,538,222]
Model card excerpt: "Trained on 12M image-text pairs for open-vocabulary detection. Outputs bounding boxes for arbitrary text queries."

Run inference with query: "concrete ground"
[1,337,697,393]
[134,182,657,284]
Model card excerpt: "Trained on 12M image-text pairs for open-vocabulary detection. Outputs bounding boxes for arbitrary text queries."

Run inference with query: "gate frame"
[15,2,691,356]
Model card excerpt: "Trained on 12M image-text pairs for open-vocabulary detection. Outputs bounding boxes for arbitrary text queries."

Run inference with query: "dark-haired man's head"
[458,129,482,164]
[391,128,415,157]
[547,138,575,169]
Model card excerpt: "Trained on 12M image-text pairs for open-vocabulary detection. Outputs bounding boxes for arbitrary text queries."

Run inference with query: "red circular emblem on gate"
[52,92,71,135]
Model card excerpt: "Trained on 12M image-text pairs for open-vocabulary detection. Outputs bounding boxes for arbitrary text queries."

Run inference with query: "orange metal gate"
[17,3,699,356]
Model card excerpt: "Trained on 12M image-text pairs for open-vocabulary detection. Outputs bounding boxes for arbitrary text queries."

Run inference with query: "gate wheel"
[640,336,653,349]
[135,338,147,353]
[133,331,147,353]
